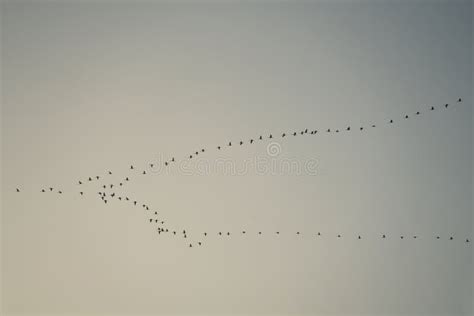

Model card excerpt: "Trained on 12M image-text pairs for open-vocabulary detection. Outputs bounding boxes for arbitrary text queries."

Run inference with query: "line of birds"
[73,98,463,193]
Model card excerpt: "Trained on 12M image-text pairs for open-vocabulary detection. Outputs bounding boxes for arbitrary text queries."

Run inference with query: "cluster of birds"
[14,98,471,249]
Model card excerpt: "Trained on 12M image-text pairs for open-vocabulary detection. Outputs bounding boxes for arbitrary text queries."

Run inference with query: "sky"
[1,1,473,315]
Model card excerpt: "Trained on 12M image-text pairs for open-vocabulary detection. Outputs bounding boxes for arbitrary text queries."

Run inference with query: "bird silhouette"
[58,190,62,194]
[337,234,341,238]
[358,235,361,239]
[431,106,435,110]
[88,177,92,181]
[445,104,449,108]
[16,188,20,192]
[372,124,376,127]
[305,129,308,133]
[142,171,146,175]
[405,115,409,119]
[134,201,137,205]
[119,183,123,186]
[217,146,221,150]
[201,149,205,152]
[80,192,83,195]
[335,129,339,133]
[360,127,363,130]
[165,162,168,166]
[49,187,53,191]
[346,127,350,131]
[240,141,243,145]
[450,236,453,240]
[195,151,199,155]
[171,157,175,162]
[416,111,420,115]
[282,133,286,137]
[130,165,134,169]
[41,189,45,192]
[458,98,462,102]
[125,177,129,181]
[150,163,154,168]
[327,129,330,132]
[269,134,273,139]
[96,176,100,180]
[250,139,254,144]
[389,120,393,123]
[189,155,193,159]
[108,171,112,175]
[228,142,232,146]
[382,234,386,238]
[78,181,82,185]
[259,136,263,140]
[293,132,297,136]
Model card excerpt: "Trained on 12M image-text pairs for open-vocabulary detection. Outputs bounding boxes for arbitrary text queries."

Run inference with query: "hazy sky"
[1,1,473,315]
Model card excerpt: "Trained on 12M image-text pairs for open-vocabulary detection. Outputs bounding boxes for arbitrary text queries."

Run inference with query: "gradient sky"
[1,1,473,315]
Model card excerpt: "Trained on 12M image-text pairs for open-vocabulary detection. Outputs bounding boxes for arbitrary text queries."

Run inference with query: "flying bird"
[282,133,286,137]
[346,127,350,131]
[458,98,462,102]
[78,181,82,185]
[445,104,449,108]
[250,139,254,144]
[80,192,83,195]
[240,141,243,145]
[16,188,20,192]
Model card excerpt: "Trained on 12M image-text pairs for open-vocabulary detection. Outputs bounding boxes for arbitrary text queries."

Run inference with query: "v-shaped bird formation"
[13,98,472,248]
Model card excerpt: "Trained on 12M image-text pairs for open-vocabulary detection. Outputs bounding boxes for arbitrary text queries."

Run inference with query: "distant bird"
[337,234,341,238]
[259,136,263,140]
[346,126,350,131]
[201,149,205,152]
[130,165,134,170]
[149,219,152,223]
[466,239,470,243]
[125,177,129,181]
[204,232,207,236]
[310,131,314,134]
[372,124,376,127]
[400,236,404,239]
[458,98,462,102]
[293,132,297,136]
[198,242,202,246]
[382,234,386,238]
[150,163,154,168]
[118,197,122,200]
[436,236,440,239]
[109,184,113,188]
[296,232,300,235]
[41,189,45,192]
[171,157,175,162]
[405,115,409,119]
[195,151,198,155]
[88,177,92,181]
[189,244,192,248]
[300,131,304,135]
[108,171,112,175]
[154,211,157,214]
[133,201,137,205]
[450,236,453,240]
[445,104,449,108]
[276,231,279,234]
[240,141,243,145]
[104,200,107,204]
[142,171,146,175]
[242,231,246,234]
[165,162,168,166]
[80,192,83,195]
[111,193,115,197]
[416,111,420,115]
[217,146,221,150]
[218,232,222,235]
[16,188,20,192]
[327,129,330,132]
[269,134,273,139]
[335,129,339,133]
[228,142,232,146]
[58,191,62,194]
[413,235,417,239]
[49,187,53,191]
[227,232,230,236]
[358,235,361,239]
[96,176,99,180]
[431,106,435,110]
[190,155,193,159]
[360,127,363,131]
[282,133,286,137]
[78,181,82,185]
[250,139,254,144]
[102,185,106,189]
[389,119,393,123]
[317,232,321,236]
[305,129,308,133]
[119,183,123,186]
[259,232,262,235]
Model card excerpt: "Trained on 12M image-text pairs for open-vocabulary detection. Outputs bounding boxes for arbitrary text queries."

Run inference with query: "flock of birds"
[14,98,471,248]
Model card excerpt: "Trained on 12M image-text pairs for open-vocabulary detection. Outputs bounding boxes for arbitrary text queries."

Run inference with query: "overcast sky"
[1,1,473,315]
